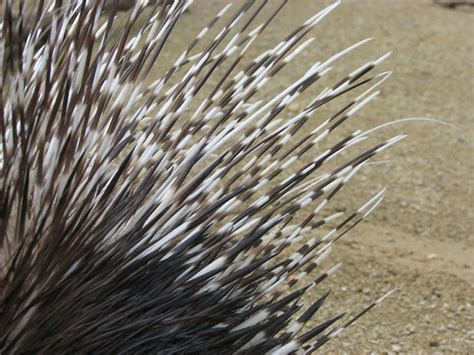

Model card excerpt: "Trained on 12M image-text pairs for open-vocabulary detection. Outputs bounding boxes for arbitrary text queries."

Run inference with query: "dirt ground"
[165,0,473,353]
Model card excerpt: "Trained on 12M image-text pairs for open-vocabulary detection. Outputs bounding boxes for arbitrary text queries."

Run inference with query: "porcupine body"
[0,1,402,353]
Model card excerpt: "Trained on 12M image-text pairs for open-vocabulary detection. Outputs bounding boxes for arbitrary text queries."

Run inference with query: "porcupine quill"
[1,0,402,353]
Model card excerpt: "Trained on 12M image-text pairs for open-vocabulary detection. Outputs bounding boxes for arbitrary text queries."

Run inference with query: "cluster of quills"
[0,0,401,353]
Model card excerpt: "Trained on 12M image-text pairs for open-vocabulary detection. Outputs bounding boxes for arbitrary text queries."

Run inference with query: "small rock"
[427,253,438,259]
[429,340,440,347]
[391,344,401,352]
[405,324,416,334]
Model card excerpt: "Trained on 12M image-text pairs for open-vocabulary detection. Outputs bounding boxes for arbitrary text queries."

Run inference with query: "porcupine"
[0,0,402,353]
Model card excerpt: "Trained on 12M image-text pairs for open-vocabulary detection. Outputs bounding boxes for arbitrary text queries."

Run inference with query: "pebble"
[405,324,416,334]
[429,340,440,347]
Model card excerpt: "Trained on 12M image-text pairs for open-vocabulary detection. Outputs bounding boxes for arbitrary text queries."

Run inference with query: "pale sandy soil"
[166,1,473,353]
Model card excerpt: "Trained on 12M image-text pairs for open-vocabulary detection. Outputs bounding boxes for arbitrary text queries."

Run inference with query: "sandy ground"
[164,1,473,353]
